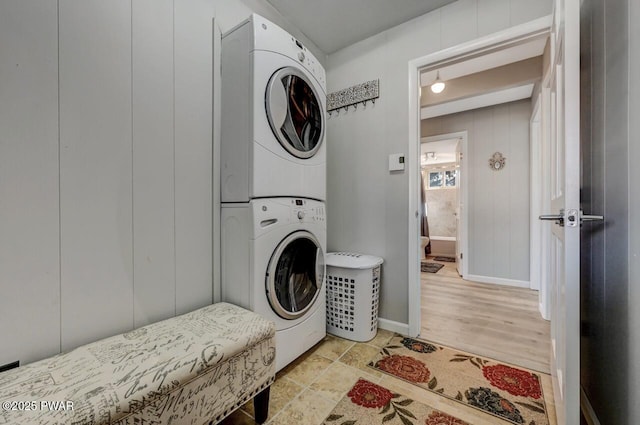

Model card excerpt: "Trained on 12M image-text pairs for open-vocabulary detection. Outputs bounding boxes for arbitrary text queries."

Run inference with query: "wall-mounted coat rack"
[326,79,379,116]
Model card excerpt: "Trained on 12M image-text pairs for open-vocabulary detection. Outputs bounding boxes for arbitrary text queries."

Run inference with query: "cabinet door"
[0,0,60,365]
[59,0,133,350]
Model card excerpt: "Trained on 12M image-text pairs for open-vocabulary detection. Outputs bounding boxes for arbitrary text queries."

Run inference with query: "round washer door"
[266,230,325,320]
[265,67,324,159]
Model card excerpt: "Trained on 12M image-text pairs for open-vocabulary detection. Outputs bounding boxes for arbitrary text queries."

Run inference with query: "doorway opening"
[419,132,467,278]
[407,16,553,373]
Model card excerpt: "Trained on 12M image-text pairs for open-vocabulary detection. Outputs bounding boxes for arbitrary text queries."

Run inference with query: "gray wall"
[629,0,640,420]
[0,0,323,367]
[580,0,639,423]
[422,100,531,283]
[326,0,551,325]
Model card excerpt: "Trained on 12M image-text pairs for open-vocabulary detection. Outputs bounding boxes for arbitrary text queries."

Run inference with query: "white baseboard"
[465,274,530,288]
[378,318,410,336]
[580,387,602,425]
[539,301,550,321]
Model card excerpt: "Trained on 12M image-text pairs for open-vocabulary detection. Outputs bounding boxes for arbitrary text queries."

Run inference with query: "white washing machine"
[221,197,326,371]
[221,14,326,202]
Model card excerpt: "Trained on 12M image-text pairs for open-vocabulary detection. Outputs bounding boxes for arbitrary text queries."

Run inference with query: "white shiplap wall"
[0,0,325,367]
[0,0,61,365]
[58,0,135,351]
[0,0,214,365]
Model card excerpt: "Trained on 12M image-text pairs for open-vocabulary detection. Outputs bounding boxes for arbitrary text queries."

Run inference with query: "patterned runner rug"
[321,378,469,425]
[368,336,549,425]
[421,262,444,273]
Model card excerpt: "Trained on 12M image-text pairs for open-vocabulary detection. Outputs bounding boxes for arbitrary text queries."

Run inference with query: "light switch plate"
[389,153,405,171]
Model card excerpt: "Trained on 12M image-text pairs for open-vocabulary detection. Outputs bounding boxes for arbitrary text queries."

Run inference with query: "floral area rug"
[421,262,444,273]
[368,336,549,425]
[322,378,469,425]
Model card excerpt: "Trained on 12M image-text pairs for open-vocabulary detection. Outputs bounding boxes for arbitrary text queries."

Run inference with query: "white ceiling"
[419,36,547,86]
[421,83,535,119]
[420,138,459,166]
[266,0,457,54]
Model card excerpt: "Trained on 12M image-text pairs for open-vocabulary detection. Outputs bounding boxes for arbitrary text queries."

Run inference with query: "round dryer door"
[265,67,324,159]
[266,230,325,320]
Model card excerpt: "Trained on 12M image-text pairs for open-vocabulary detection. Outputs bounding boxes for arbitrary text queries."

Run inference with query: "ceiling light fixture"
[430,71,445,94]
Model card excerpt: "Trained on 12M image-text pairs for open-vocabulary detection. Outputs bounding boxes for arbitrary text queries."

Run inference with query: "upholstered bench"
[0,302,275,424]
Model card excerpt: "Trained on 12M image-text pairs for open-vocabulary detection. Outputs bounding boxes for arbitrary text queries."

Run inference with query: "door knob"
[539,210,565,226]
[580,213,604,222]
[539,209,603,227]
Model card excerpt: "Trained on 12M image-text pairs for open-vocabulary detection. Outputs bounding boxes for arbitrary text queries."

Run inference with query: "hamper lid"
[325,252,384,269]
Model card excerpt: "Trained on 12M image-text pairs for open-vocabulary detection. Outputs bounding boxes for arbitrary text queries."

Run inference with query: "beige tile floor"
[219,330,557,425]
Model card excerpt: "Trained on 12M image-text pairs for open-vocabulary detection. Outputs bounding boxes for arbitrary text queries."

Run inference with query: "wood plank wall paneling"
[0,0,61,365]
[132,0,176,328]
[174,0,214,315]
[1,0,215,364]
[59,0,134,351]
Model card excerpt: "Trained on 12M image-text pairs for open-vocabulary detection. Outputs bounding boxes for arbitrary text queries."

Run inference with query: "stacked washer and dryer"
[220,14,327,371]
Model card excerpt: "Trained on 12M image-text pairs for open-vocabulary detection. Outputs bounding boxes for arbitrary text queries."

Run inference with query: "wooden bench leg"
[253,386,270,424]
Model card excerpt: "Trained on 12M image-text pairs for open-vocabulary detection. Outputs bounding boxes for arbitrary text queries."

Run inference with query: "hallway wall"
[326,0,551,325]
[422,100,531,284]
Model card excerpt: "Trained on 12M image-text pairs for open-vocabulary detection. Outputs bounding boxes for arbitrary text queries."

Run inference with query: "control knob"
[297,211,305,220]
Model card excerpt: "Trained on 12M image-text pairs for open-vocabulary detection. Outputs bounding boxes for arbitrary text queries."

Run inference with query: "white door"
[539,0,581,424]
[455,139,463,276]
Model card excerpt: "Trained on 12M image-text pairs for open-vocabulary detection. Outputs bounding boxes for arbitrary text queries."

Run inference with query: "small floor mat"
[421,262,444,273]
[433,256,456,262]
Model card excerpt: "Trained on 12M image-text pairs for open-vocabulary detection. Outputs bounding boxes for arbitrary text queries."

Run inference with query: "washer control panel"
[291,198,325,223]
[252,198,325,236]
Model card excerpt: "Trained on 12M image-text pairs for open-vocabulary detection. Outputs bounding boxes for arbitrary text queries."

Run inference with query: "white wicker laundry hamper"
[325,252,384,342]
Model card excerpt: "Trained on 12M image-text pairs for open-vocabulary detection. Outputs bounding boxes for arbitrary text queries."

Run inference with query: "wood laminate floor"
[420,256,551,373]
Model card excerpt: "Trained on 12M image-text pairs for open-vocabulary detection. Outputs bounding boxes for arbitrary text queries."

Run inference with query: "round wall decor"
[489,152,506,171]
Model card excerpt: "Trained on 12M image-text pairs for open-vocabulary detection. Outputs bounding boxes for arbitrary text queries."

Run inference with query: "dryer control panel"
[250,14,326,89]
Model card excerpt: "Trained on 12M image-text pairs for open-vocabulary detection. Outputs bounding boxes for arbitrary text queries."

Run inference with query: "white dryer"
[221,197,326,371]
[221,14,326,202]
